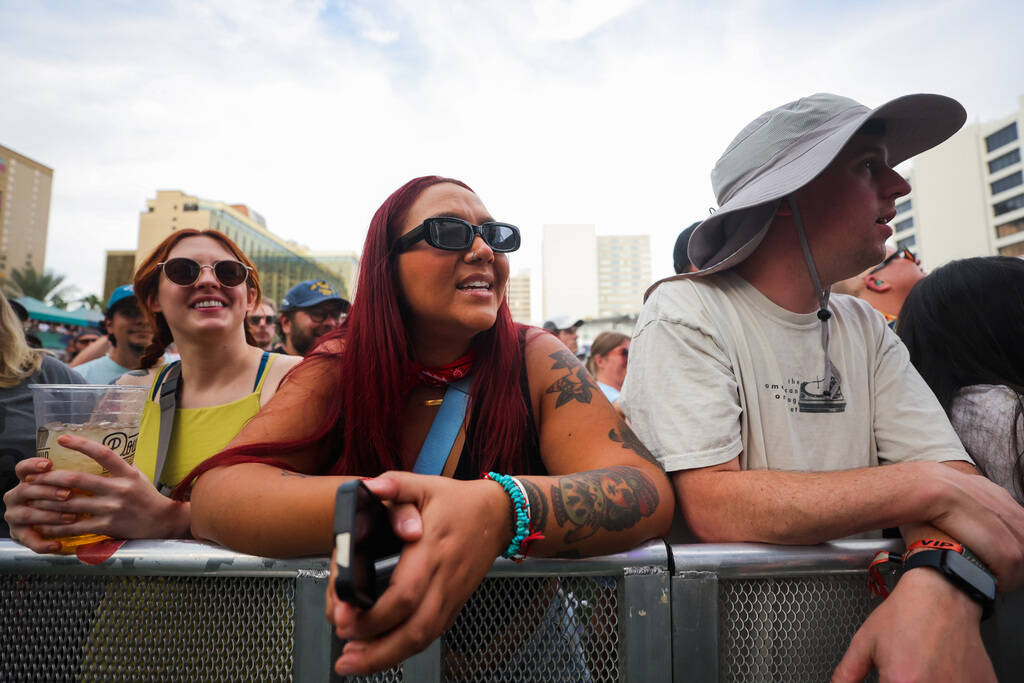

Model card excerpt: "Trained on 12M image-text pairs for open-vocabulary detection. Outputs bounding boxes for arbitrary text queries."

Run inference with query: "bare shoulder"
[265,353,304,390]
[116,368,159,387]
[523,329,601,409]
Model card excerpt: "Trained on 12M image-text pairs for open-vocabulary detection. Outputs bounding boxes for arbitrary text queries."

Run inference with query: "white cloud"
[0,0,1022,316]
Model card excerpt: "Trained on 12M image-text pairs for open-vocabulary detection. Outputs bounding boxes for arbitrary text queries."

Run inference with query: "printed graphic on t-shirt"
[766,376,847,414]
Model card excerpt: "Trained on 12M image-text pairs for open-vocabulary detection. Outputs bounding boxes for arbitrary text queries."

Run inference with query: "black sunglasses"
[246,315,276,325]
[394,217,521,254]
[869,247,917,275]
[158,258,252,287]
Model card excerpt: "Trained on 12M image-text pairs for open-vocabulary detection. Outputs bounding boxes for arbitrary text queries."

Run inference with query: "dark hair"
[673,222,701,274]
[179,176,529,490]
[897,256,1024,495]
[134,229,261,368]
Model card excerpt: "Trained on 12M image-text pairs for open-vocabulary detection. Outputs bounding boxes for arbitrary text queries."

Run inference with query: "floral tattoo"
[544,350,598,408]
[609,420,662,469]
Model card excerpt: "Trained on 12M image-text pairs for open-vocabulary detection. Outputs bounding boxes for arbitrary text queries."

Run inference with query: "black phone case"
[333,481,404,609]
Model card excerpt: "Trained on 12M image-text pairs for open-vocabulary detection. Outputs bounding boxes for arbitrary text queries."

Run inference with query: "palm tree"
[77,293,104,311]
[4,266,77,305]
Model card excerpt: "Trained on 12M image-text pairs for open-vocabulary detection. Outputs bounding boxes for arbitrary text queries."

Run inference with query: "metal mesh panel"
[442,575,619,682]
[0,574,294,682]
[719,575,879,683]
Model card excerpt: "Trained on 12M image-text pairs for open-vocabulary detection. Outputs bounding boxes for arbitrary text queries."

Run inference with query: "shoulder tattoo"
[544,350,598,408]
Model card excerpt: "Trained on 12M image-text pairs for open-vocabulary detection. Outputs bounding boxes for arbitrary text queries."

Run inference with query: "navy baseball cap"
[106,284,137,313]
[280,280,349,312]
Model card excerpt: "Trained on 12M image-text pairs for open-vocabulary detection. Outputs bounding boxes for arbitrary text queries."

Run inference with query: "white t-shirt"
[620,271,971,474]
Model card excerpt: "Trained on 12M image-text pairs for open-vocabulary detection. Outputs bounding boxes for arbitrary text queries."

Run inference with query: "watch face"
[943,549,997,602]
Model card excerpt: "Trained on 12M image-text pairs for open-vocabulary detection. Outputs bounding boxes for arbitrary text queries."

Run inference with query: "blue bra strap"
[253,351,270,392]
[412,376,473,476]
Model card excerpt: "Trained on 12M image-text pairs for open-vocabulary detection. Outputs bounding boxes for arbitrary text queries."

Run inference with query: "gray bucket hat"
[646,92,966,297]
[646,92,966,401]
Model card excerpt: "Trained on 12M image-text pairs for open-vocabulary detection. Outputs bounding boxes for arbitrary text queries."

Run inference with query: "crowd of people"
[1,90,1023,680]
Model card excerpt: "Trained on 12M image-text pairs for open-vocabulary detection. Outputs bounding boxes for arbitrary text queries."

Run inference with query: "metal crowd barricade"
[1,538,1020,681]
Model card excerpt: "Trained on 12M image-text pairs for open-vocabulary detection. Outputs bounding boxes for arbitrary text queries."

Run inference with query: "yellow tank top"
[135,353,276,488]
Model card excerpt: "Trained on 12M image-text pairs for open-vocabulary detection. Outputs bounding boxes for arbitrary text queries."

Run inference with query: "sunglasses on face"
[76,337,99,346]
[869,247,917,275]
[247,315,276,326]
[158,258,252,287]
[394,217,521,254]
[302,307,344,324]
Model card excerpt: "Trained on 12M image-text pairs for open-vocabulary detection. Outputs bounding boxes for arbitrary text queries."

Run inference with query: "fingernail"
[401,517,422,535]
[335,660,354,676]
[56,489,71,500]
[25,475,35,484]
[61,513,77,523]
[342,642,366,655]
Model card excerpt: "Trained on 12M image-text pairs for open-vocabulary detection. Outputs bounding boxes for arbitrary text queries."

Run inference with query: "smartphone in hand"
[333,481,405,609]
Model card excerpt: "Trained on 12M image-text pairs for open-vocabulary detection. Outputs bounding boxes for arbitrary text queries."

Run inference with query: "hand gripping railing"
[1,538,1020,682]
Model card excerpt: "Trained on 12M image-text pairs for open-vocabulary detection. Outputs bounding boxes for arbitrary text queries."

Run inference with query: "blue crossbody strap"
[412,376,473,476]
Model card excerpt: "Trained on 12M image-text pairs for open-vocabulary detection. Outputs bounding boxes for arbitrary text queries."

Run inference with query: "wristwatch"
[903,548,996,620]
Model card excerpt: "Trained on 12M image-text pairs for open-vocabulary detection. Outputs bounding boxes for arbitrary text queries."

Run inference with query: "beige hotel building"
[0,145,53,291]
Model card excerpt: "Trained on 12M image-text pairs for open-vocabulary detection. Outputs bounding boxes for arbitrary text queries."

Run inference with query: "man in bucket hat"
[622,93,1024,680]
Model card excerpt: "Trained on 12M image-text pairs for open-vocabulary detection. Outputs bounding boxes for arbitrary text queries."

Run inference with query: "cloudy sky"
[2,0,1023,316]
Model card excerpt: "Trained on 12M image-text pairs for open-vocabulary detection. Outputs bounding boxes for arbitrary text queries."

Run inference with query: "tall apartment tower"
[896,95,1024,267]
[597,235,651,317]
[542,224,599,322]
[136,190,347,305]
[506,269,532,323]
[0,145,54,290]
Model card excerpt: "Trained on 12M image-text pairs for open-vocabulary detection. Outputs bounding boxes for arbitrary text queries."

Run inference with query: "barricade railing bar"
[1,539,1019,682]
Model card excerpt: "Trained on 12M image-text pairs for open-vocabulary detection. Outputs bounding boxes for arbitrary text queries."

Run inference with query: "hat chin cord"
[787,196,842,400]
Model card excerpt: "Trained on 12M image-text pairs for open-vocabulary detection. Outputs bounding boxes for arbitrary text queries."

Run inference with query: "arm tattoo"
[549,466,659,544]
[279,470,310,478]
[521,478,549,531]
[609,420,663,470]
[127,369,149,377]
[544,350,598,408]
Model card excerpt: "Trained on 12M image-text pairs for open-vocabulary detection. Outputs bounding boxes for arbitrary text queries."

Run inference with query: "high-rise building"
[137,190,347,305]
[103,250,137,302]
[541,224,652,336]
[597,235,651,318]
[0,145,53,290]
[897,95,1024,267]
[506,269,532,323]
[542,224,599,321]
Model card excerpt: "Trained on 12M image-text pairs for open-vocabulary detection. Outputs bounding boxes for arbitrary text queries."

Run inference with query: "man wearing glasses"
[246,298,278,352]
[276,280,350,356]
[833,246,925,328]
[75,284,154,384]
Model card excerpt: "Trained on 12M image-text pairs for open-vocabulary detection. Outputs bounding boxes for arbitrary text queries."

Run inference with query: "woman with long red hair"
[185,176,673,676]
[5,229,301,551]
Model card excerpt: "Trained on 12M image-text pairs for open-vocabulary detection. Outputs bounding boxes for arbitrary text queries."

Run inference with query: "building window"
[894,217,914,232]
[991,171,1023,196]
[895,199,912,214]
[996,217,1024,238]
[993,193,1024,217]
[988,148,1021,174]
[985,122,1019,152]
[897,235,917,250]
[998,241,1024,257]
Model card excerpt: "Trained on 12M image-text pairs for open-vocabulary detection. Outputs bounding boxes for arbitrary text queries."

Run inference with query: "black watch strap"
[903,549,996,620]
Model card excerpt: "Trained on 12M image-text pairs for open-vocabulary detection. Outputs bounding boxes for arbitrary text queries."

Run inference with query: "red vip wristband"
[903,538,963,562]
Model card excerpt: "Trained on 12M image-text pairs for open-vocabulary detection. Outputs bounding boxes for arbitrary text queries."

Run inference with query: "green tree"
[4,265,77,305]
[77,293,104,311]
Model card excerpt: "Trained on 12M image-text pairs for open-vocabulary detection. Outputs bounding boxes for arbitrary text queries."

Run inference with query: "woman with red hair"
[185,176,673,676]
[5,230,301,551]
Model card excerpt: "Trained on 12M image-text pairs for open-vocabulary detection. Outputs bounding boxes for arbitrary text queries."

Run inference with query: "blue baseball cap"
[280,280,349,312]
[106,284,137,313]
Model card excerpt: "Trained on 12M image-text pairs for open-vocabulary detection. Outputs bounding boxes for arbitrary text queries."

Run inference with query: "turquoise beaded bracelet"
[485,472,533,561]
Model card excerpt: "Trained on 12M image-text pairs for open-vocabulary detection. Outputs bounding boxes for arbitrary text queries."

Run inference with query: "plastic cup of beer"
[28,384,147,552]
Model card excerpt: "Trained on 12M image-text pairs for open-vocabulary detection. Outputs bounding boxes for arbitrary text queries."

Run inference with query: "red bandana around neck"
[406,350,476,390]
